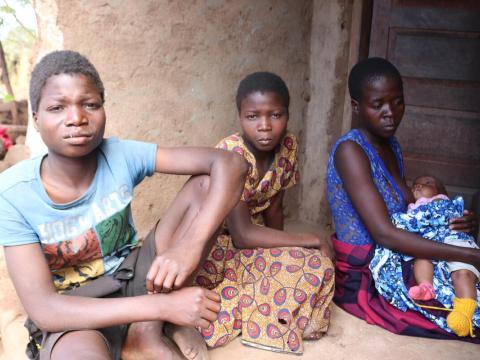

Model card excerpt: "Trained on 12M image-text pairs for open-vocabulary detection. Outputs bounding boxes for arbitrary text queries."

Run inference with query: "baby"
[392,175,479,336]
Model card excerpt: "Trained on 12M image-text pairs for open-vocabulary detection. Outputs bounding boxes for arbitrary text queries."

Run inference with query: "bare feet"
[122,321,185,360]
[303,323,325,340]
[165,323,209,360]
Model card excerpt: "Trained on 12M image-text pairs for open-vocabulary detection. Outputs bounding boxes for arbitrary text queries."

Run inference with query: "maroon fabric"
[332,235,480,342]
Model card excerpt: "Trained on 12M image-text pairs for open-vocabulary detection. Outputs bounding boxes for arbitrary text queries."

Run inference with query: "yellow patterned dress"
[194,133,335,354]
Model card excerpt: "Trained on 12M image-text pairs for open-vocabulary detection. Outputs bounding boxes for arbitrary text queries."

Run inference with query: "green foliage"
[2,93,14,102]
[0,0,36,100]
[0,5,15,14]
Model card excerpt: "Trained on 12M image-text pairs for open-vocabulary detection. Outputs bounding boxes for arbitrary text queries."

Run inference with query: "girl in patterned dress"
[194,72,335,354]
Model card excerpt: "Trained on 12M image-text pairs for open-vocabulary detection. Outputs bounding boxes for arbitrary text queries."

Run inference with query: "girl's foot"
[165,322,209,360]
[409,282,436,301]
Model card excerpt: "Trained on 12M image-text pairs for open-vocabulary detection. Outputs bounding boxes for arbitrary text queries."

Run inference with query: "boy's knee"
[51,330,110,360]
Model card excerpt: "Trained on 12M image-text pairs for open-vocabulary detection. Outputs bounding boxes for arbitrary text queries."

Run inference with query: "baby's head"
[30,50,105,114]
[411,175,447,201]
[235,72,289,152]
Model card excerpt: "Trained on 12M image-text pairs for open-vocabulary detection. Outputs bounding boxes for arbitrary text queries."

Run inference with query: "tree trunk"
[0,41,19,125]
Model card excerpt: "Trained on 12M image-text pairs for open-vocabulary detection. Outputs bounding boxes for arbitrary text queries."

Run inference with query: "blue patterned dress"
[327,129,407,245]
[370,196,480,332]
[327,129,480,339]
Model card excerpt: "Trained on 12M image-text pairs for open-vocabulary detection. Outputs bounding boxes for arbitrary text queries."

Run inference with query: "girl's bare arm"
[227,192,330,256]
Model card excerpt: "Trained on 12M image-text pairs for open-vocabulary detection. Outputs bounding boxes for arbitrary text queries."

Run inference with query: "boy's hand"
[146,244,203,293]
[162,287,221,329]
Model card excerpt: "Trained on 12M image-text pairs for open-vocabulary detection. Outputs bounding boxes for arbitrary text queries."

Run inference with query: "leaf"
[0,5,15,14]
[3,94,14,103]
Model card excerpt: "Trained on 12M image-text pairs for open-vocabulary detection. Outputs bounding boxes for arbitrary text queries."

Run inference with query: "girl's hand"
[302,233,335,261]
[449,210,479,236]
[317,236,335,262]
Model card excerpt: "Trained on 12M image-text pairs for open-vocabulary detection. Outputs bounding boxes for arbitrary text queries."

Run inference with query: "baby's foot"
[165,322,209,360]
[409,282,436,301]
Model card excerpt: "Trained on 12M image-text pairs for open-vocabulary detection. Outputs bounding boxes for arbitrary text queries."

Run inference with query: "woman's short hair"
[348,57,402,102]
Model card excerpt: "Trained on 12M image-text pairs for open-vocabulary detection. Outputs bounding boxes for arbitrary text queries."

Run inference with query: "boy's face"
[353,76,405,140]
[412,176,440,200]
[33,73,106,159]
[239,91,288,153]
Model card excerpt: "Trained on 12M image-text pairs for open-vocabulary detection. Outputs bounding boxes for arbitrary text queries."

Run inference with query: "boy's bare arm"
[4,243,220,332]
[148,147,247,290]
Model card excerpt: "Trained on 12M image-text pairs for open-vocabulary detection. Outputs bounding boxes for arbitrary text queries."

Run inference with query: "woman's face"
[34,73,106,159]
[239,91,288,153]
[355,76,405,139]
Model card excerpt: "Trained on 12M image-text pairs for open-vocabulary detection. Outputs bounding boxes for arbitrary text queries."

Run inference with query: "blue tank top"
[326,129,407,245]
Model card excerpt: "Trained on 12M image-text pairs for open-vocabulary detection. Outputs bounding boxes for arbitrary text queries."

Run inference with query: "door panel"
[369,0,480,211]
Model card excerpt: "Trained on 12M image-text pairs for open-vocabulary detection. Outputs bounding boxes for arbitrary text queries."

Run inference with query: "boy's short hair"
[348,57,403,102]
[29,50,105,113]
[235,71,290,112]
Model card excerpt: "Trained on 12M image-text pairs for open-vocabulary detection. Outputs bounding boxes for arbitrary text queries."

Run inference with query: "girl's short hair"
[236,71,290,112]
[29,50,104,113]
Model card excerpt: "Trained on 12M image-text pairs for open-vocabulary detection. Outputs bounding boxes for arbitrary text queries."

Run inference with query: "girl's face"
[353,76,405,140]
[411,176,440,200]
[239,91,288,153]
[34,73,106,159]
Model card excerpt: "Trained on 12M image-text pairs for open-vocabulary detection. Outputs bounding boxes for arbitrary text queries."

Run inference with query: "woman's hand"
[450,210,479,237]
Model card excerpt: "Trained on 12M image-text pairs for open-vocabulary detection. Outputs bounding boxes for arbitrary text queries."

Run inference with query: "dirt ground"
[0,303,476,360]
[0,225,478,359]
[210,304,478,360]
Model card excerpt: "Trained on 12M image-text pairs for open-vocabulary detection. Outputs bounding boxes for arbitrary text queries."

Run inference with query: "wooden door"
[369,0,480,212]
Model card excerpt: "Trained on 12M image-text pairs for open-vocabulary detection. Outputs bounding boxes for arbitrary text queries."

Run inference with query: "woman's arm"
[4,243,220,332]
[334,141,480,267]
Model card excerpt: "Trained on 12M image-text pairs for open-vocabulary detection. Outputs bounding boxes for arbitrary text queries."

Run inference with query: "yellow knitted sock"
[446,297,477,337]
